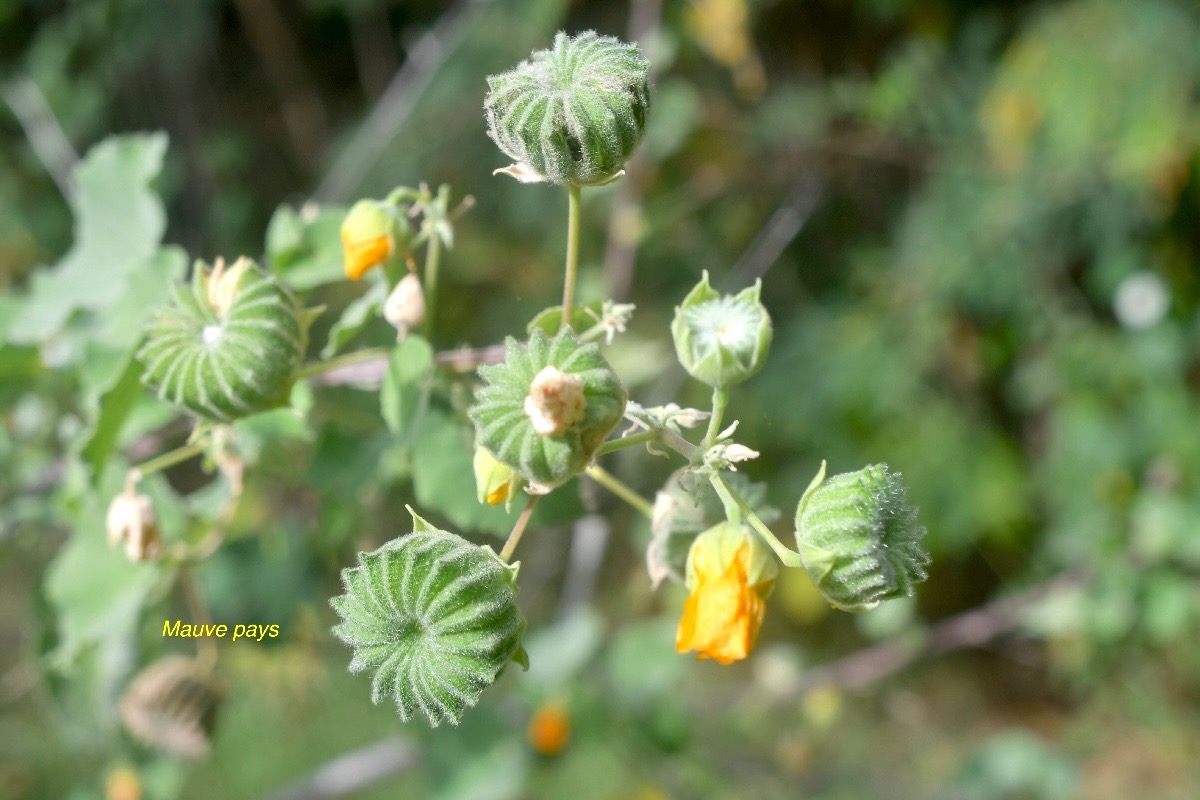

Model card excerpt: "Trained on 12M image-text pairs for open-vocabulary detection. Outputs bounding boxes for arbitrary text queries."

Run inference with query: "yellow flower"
[473,446,519,506]
[675,522,777,665]
[341,200,396,280]
[527,701,571,756]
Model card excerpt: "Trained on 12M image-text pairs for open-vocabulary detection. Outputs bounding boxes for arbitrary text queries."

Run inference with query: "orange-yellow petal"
[528,702,571,756]
[675,544,766,665]
[342,233,393,280]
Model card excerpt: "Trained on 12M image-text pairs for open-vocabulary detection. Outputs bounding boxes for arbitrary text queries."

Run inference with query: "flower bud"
[341,199,412,280]
[671,272,772,389]
[106,491,162,562]
[383,273,425,341]
[793,462,930,612]
[524,366,586,436]
[676,522,778,665]
[474,446,520,507]
[528,701,571,756]
[485,31,651,186]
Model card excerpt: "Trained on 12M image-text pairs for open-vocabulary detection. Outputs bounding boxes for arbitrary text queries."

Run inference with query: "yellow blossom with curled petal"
[675,522,777,665]
[474,446,519,507]
[341,200,399,280]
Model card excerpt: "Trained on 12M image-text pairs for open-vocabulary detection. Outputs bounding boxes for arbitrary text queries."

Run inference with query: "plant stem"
[708,471,742,525]
[296,346,391,381]
[596,429,659,457]
[704,387,728,448]
[422,231,441,341]
[585,464,653,519]
[561,183,582,331]
[132,441,206,480]
[500,494,540,562]
[713,473,806,569]
[180,567,218,673]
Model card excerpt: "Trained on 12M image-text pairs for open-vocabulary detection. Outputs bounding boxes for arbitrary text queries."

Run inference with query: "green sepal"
[469,328,627,490]
[793,462,930,613]
[670,271,772,389]
[331,510,528,726]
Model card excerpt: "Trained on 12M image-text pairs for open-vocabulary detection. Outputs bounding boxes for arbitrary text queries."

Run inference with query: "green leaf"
[44,481,166,667]
[77,351,144,486]
[266,205,348,291]
[413,408,513,535]
[526,300,604,337]
[379,335,434,436]
[321,279,387,358]
[11,133,169,343]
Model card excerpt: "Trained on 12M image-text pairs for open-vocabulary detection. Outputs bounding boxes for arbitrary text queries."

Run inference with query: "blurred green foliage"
[2,0,1200,798]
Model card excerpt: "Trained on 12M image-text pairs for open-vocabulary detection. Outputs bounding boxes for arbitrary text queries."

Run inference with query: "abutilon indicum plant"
[113,30,929,742]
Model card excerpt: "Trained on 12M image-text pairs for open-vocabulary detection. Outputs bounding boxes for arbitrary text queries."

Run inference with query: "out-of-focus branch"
[728,175,825,288]
[230,0,330,172]
[315,0,490,202]
[260,736,418,800]
[1,76,78,198]
[787,569,1088,698]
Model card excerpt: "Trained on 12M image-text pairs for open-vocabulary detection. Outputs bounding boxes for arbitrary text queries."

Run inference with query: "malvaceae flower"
[675,521,778,665]
[341,199,410,280]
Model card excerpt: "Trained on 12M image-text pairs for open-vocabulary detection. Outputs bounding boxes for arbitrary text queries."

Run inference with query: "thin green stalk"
[704,387,728,448]
[296,346,391,381]
[708,471,742,525]
[422,231,441,340]
[561,183,582,331]
[132,441,206,480]
[596,429,659,457]
[585,465,653,519]
[500,494,540,562]
[714,473,806,569]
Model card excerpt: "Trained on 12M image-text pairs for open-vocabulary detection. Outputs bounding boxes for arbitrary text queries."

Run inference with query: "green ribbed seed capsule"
[793,462,930,612]
[485,30,651,186]
[137,258,311,422]
[469,328,627,490]
[330,508,528,727]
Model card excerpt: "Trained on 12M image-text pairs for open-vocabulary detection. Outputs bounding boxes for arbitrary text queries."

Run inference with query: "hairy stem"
[500,494,540,562]
[585,464,653,519]
[714,474,806,569]
[422,230,441,341]
[296,346,392,381]
[704,387,728,448]
[596,429,659,456]
[180,568,218,673]
[561,183,582,331]
[131,440,206,481]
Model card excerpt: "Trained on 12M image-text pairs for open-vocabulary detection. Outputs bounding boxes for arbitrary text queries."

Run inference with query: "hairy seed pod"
[469,328,627,490]
[793,462,930,612]
[119,656,221,760]
[137,258,310,422]
[485,30,651,186]
[330,508,528,727]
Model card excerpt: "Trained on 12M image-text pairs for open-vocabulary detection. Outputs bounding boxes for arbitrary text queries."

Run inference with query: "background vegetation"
[2,0,1199,797]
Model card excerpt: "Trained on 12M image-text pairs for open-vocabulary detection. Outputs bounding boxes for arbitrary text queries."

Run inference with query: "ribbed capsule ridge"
[794,464,930,612]
[331,524,527,727]
[485,31,651,186]
[137,259,306,422]
[469,328,626,489]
